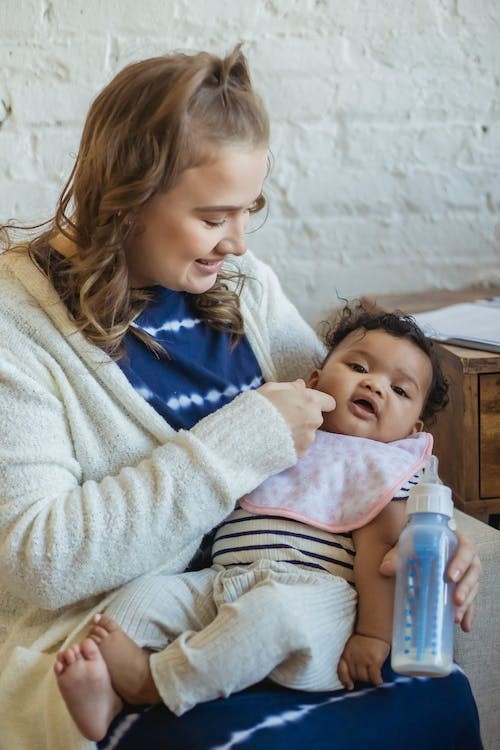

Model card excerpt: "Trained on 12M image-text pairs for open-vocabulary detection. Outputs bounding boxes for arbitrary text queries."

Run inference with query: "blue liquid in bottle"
[391,458,457,677]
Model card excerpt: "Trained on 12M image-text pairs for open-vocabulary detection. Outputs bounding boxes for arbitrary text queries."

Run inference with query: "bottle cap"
[407,456,454,518]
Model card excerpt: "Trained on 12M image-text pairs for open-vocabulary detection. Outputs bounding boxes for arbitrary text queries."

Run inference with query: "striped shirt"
[212,470,424,584]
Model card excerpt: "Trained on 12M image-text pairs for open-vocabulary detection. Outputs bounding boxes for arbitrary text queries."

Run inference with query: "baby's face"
[308,329,433,443]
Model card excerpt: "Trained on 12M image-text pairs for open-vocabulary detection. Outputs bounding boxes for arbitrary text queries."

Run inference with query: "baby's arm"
[338,501,407,689]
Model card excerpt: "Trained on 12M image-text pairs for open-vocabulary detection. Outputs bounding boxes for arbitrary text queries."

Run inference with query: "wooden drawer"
[480,373,500,498]
[426,344,500,518]
[369,286,500,519]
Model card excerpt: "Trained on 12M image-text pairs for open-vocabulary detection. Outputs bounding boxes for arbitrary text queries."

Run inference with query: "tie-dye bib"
[239,431,433,532]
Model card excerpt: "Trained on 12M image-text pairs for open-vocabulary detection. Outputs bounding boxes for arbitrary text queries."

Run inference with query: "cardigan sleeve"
[0,252,321,611]
[0,338,295,611]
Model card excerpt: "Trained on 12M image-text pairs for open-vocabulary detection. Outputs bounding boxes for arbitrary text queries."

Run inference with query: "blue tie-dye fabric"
[99,664,483,749]
[119,286,263,430]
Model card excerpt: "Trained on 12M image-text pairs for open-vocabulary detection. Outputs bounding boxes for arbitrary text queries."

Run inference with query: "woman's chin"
[185,275,219,295]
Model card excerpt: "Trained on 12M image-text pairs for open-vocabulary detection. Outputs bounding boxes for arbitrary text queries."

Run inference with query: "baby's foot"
[54,638,123,741]
[88,614,160,705]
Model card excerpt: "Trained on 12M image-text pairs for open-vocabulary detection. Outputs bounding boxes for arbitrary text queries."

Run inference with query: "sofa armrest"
[453,510,499,750]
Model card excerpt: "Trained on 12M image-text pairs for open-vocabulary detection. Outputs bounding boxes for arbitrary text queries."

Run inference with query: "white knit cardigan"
[0,248,324,750]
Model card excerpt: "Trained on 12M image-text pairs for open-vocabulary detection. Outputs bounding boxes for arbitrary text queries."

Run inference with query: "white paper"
[412,302,500,353]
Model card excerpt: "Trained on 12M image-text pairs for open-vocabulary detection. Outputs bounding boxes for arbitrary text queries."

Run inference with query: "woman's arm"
[0,341,298,611]
[0,253,331,611]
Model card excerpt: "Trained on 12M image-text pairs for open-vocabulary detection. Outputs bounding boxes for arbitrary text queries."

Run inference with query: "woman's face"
[125,146,269,292]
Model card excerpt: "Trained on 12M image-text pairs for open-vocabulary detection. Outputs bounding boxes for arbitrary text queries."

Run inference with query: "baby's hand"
[338,633,390,690]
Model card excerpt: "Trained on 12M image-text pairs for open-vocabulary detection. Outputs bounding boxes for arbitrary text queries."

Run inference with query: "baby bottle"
[391,456,458,677]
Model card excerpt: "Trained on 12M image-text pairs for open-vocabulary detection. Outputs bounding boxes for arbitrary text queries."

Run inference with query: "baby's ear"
[411,419,424,434]
[307,369,321,389]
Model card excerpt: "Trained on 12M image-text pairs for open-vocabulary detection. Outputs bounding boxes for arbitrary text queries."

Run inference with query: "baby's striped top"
[212,470,423,584]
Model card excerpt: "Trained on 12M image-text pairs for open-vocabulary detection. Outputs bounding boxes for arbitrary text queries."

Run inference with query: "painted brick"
[11,79,96,126]
[0,0,42,37]
[0,0,498,325]
[0,131,36,179]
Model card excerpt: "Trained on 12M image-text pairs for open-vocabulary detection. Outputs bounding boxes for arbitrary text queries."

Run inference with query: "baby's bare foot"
[54,638,123,741]
[88,614,160,705]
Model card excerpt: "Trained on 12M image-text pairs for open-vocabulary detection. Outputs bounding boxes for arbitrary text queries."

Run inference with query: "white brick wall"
[1,0,499,323]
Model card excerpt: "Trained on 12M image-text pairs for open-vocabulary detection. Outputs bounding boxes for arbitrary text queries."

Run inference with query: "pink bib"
[240,431,433,532]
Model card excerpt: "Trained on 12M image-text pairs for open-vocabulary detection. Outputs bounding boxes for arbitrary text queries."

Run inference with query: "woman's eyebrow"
[194,205,241,212]
[195,194,262,212]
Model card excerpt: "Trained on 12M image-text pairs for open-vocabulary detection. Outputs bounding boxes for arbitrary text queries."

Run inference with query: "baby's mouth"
[350,397,379,420]
[354,398,375,414]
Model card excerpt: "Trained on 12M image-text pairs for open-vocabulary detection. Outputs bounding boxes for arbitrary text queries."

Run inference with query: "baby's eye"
[392,385,409,398]
[349,363,367,373]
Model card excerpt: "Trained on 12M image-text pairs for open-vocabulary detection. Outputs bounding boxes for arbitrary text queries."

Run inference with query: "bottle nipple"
[407,456,453,517]
[424,455,442,485]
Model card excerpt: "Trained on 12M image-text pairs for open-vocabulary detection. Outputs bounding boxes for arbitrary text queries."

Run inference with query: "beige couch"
[454,510,499,750]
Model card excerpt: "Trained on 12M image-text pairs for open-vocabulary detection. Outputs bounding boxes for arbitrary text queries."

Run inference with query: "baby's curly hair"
[320,300,449,425]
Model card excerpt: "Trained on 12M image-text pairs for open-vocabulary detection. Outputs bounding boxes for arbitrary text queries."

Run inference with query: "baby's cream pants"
[105,559,357,716]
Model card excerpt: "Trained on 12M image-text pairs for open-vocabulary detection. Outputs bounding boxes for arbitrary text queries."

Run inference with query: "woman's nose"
[229,228,248,255]
[218,217,248,255]
[217,235,247,255]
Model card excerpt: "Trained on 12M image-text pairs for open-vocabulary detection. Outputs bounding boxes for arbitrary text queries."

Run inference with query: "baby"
[54,301,449,740]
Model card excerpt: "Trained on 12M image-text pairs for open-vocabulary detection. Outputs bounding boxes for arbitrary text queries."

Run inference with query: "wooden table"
[364,287,500,521]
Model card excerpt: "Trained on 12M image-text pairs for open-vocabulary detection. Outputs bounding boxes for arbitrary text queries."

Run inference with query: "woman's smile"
[194,258,225,275]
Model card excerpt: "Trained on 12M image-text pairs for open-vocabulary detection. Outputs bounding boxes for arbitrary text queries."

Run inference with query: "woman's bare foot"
[88,614,161,705]
[54,638,123,741]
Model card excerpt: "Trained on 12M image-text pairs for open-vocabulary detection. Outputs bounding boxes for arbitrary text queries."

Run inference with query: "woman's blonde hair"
[2,44,269,357]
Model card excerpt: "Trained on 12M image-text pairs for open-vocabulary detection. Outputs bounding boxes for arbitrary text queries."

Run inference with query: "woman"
[0,46,481,750]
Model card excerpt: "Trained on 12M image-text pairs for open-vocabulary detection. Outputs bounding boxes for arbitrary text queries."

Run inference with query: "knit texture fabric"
[0,248,324,750]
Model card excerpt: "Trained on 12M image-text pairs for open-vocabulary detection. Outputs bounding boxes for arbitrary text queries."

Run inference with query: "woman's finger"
[446,531,481,585]
[308,388,336,413]
[455,581,479,627]
[454,566,481,608]
[458,603,475,633]
[257,381,335,456]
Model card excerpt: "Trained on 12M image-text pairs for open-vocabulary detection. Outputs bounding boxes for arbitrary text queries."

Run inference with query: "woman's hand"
[379,531,481,632]
[446,530,482,631]
[257,379,335,457]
